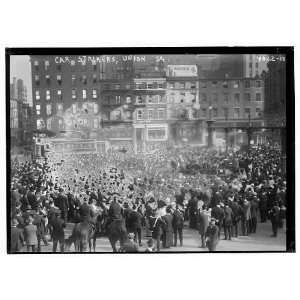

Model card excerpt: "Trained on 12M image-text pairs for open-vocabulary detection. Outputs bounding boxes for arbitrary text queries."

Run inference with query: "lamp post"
[207,105,214,148]
[224,108,229,152]
[246,112,252,151]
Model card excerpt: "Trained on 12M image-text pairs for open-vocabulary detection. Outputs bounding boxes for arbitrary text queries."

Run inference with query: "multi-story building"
[133,77,168,153]
[263,59,286,125]
[29,55,266,153]
[243,54,268,78]
[10,77,32,147]
[198,77,265,146]
[166,65,202,144]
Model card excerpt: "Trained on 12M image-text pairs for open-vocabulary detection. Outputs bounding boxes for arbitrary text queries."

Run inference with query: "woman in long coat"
[197,206,210,248]
[162,206,173,249]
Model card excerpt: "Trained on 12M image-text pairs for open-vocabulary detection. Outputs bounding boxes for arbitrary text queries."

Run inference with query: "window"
[244,93,251,101]
[212,81,218,88]
[179,82,185,89]
[115,84,121,90]
[45,60,50,70]
[93,103,98,114]
[245,80,250,88]
[158,95,166,103]
[190,82,196,89]
[46,104,52,115]
[116,95,121,104]
[36,104,41,115]
[212,93,218,102]
[185,82,191,89]
[46,90,51,100]
[147,83,153,89]
[255,80,261,88]
[222,81,228,88]
[223,93,229,103]
[92,89,97,99]
[82,75,87,85]
[47,119,52,130]
[82,89,87,99]
[158,109,165,120]
[201,93,207,102]
[202,108,207,118]
[233,108,240,119]
[126,96,132,104]
[92,74,97,84]
[233,80,240,88]
[93,63,97,72]
[255,107,262,118]
[256,93,261,101]
[244,108,251,117]
[148,128,166,140]
[72,89,77,100]
[45,75,51,85]
[136,96,143,104]
[57,64,62,71]
[72,104,77,114]
[148,109,154,119]
[34,61,39,71]
[158,83,164,89]
[137,109,143,120]
[72,75,76,86]
[35,75,40,86]
[35,90,40,100]
[234,93,240,103]
[103,83,110,90]
[255,62,259,68]
[169,83,174,89]
[57,103,63,113]
[125,84,131,89]
[57,75,62,85]
[57,90,62,100]
[213,108,218,117]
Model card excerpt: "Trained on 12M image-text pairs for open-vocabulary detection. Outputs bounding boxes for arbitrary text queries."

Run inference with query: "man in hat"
[51,211,66,252]
[24,215,38,252]
[269,201,281,237]
[197,205,210,248]
[223,202,233,240]
[57,187,69,223]
[172,204,184,247]
[205,218,219,252]
[10,218,24,253]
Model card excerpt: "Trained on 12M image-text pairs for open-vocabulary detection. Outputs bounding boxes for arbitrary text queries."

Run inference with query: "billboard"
[167,65,198,77]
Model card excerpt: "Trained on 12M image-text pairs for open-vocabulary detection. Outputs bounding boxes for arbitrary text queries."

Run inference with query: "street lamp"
[207,104,214,148]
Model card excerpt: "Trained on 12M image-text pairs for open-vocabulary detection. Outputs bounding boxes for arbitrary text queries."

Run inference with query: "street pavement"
[37,220,286,253]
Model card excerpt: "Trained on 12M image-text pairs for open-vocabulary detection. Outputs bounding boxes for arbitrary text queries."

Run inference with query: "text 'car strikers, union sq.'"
[54,55,148,65]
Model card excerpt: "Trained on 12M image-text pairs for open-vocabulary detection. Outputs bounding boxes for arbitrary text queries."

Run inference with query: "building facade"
[243,54,268,78]
[30,55,265,153]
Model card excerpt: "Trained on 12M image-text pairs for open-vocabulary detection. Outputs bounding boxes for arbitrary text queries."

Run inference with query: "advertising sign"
[167,65,198,77]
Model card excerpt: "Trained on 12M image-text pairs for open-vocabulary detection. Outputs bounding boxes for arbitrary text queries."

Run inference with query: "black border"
[6,47,295,254]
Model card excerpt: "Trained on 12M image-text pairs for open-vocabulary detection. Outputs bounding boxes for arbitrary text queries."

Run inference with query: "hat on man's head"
[128,233,135,240]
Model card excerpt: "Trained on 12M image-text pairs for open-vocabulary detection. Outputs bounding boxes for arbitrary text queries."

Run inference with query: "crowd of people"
[10,144,287,252]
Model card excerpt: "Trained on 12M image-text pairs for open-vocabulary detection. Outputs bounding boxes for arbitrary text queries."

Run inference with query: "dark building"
[10,77,32,148]
[263,59,286,125]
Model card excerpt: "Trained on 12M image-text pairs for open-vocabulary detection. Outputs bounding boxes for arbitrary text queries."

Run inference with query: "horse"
[106,218,128,252]
[65,221,96,252]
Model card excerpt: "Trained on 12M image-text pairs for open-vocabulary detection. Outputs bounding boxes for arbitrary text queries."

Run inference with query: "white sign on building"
[167,65,198,77]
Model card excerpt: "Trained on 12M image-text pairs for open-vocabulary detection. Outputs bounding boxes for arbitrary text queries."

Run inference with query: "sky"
[10,55,32,105]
